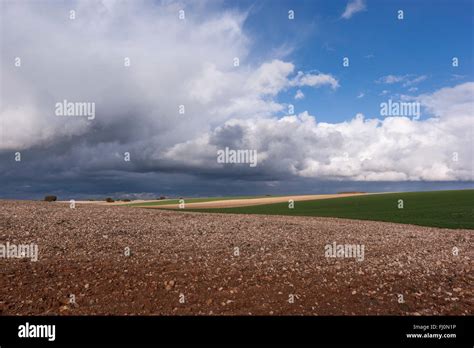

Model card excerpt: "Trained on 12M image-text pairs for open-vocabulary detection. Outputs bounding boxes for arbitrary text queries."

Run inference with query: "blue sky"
[231,0,474,122]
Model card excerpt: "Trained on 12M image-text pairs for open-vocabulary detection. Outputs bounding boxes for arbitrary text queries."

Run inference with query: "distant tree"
[44,195,57,202]
[105,197,115,203]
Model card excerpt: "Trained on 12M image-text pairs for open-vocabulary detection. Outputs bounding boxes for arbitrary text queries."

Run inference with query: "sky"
[0,0,473,199]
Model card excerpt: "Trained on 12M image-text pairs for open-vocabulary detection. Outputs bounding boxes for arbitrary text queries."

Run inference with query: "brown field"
[0,200,472,315]
[146,193,369,209]
[63,192,368,208]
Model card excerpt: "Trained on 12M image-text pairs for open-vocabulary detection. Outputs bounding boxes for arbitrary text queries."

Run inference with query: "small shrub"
[44,195,57,202]
[122,199,131,202]
[159,196,166,200]
[105,197,115,203]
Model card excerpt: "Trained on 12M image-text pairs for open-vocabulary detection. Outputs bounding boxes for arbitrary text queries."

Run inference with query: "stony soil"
[0,200,472,315]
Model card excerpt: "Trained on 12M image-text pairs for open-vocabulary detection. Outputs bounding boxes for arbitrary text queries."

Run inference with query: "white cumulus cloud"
[164,83,474,181]
[341,0,366,19]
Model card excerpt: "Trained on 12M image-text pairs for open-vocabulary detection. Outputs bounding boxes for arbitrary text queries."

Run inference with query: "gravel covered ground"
[0,200,472,315]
